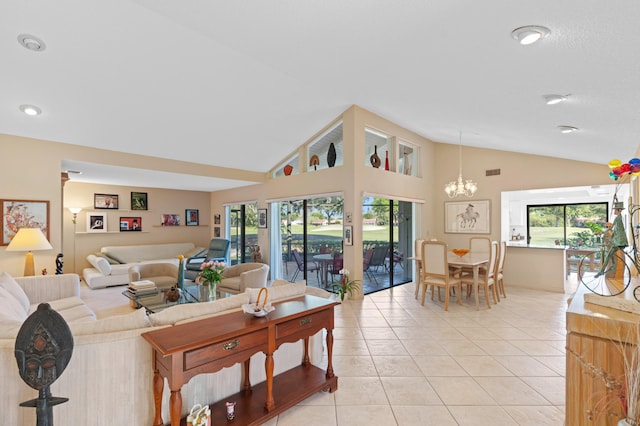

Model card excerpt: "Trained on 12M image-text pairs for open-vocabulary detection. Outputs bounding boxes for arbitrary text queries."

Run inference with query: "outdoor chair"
[290,249,320,282]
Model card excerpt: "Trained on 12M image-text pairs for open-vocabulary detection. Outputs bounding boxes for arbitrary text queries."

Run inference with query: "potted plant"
[332,269,360,301]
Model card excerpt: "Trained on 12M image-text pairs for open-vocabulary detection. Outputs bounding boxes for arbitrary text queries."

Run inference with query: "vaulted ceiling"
[3,1,639,190]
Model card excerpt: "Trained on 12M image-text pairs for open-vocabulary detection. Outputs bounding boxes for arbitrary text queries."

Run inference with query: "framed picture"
[444,200,491,234]
[1,199,50,245]
[258,208,267,228]
[186,209,199,226]
[131,192,148,210]
[94,193,118,209]
[120,216,141,232]
[343,225,353,245]
[161,214,180,226]
[214,226,221,237]
[87,212,107,232]
[214,214,221,225]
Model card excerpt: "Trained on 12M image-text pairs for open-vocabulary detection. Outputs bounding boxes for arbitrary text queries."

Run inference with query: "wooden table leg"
[473,266,480,310]
[326,328,334,379]
[152,369,164,426]
[169,389,182,426]
[264,352,275,411]
[303,337,310,366]
[242,359,252,393]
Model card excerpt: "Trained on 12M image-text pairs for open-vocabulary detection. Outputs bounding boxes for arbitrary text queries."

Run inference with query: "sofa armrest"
[14,273,81,304]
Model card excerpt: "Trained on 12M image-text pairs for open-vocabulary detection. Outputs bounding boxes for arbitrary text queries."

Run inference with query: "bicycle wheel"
[578,250,630,296]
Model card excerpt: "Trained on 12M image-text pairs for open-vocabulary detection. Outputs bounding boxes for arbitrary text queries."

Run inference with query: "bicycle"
[578,202,640,298]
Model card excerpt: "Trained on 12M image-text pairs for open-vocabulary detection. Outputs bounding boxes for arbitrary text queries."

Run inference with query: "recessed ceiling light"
[19,104,42,116]
[544,94,569,105]
[511,25,550,45]
[17,34,46,52]
[558,125,578,134]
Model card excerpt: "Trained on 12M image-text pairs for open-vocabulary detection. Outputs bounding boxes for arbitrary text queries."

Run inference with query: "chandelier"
[444,132,478,198]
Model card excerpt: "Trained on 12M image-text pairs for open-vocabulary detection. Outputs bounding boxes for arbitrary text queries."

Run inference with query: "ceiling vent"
[485,169,501,176]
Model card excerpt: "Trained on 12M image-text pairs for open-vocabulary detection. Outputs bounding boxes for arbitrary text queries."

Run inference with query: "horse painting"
[457,210,480,229]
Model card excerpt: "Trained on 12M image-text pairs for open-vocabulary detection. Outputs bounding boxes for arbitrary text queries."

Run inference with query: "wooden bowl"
[452,248,470,257]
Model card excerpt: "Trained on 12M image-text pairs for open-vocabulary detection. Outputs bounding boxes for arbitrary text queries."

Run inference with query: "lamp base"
[23,251,35,276]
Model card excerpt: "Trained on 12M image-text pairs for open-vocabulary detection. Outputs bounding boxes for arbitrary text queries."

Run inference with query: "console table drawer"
[184,328,268,370]
[276,309,331,341]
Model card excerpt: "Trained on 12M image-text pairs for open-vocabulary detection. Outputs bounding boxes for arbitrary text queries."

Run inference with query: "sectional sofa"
[0,272,328,425]
[82,242,206,289]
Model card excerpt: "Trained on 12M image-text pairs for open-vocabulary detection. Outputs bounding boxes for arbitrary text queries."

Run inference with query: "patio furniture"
[290,250,320,282]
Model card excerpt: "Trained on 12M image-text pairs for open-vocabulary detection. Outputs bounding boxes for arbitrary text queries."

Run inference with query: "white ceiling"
[3,1,640,190]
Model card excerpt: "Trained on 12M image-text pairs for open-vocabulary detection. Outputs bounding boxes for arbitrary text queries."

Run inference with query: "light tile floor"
[83,281,570,425]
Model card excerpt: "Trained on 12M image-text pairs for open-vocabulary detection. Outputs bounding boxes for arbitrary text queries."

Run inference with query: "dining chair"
[451,236,491,278]
[461,240,498,307]
[290,249,319,282]
[413,238,425,299]
[419,240,462,311]
[328,252,344,283]
[363,247,377,284]
[496,241,507,298]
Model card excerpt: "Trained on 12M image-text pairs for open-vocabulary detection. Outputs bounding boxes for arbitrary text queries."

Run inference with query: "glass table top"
[122,282,231,313]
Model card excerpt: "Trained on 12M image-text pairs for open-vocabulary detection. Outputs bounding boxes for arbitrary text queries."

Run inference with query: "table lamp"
[6,228,53,276]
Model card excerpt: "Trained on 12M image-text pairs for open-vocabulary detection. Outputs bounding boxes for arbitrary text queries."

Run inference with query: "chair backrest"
[487,241,499,278]
[292,250,304,269]
[421,240,449,276]
[332,252,343,272]
[363,248,375,270]
[207,238,230,260]
[370,245,389,266]
[469,237,491,253]
[414,239,425,260]
[497,241,507,274]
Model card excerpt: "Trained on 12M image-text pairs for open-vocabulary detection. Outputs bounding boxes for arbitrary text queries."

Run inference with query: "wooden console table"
[142,295,339,426]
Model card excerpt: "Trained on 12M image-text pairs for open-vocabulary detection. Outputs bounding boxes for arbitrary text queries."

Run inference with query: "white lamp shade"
[68,207,82,215]
[6,228,52,251]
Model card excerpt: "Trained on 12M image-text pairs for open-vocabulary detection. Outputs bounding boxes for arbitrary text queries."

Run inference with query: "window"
[527,202,608,247]
[307,122,343,171]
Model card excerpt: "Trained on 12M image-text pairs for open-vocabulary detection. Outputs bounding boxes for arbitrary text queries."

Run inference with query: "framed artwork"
[87,212,107,232]
[214,226,221,237]
[186,209,199,226]
[343,225,353,245]
[94,193,118,209]
[214,214,221,225]
[131,192,148,210]
[444,200,491,234]
[1,199,50,245]
[120,217,141,232]
[161,214,180,226]
[257,208,267,228]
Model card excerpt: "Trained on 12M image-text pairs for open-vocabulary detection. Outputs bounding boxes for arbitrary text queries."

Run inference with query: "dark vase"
[370,145,381,168]
[327,143,336,167]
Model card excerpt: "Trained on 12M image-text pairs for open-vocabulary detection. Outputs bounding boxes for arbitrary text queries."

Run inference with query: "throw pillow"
[87,254,112,275]
[0,286,28,323]
[69,308,150,336]
[94,252,121,265]
[148,293,250,326]
[247,281,306,304]
[0,272,30,313]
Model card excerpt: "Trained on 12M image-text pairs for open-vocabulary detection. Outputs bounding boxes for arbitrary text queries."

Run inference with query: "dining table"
[446,251,490,310]
[313,253,334,287]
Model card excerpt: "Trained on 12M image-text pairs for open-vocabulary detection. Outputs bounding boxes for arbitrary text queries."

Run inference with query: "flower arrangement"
[198,260,225,284]
[333,269,360,301]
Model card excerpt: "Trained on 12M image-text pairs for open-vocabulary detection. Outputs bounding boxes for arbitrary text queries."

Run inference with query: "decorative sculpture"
[15,303,73,426]
[55,253,64,275]
[327,143,337,167]
[370,145,381,168]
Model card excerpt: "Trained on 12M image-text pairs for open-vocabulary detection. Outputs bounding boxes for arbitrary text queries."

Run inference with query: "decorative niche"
[365,127,392,170]
[274,155,298,178]
[306,121,343,171]
[398,140,419,177]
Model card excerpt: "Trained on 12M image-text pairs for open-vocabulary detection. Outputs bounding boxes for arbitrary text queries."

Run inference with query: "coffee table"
[122,282,232,313]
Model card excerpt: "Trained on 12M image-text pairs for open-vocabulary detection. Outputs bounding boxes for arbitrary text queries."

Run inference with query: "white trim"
[266,191,343,204]
[222,200,258,207]
[362,192,425,204]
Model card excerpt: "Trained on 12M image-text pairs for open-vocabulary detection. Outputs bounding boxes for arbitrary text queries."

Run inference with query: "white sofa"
[82,242,205,289]
[0,273,329,425]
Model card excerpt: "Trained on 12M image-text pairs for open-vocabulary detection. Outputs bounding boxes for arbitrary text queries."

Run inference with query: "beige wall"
[64,182,212,274]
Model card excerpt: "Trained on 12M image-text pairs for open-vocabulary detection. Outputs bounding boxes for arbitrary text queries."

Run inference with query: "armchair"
[218,263,269,294]
[184,238,231,280]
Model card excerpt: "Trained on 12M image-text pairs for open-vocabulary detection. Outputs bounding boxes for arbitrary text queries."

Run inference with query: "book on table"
[128,280,158,295]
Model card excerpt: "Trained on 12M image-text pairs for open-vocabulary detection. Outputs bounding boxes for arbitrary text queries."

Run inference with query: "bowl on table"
[451,248,470,257]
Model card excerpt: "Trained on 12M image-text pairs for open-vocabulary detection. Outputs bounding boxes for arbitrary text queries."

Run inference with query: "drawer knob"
[300,317,312,326]
[223,339,240,351]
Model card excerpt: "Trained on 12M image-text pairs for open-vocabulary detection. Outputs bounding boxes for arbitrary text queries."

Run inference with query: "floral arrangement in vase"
[198,260,225,286]
[333,269,360,301]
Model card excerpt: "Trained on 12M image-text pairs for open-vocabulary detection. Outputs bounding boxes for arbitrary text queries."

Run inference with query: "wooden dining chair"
[420,240,462,311]
[451,236,491,278]
[496,241,507,298]
[461,240,498,308]
[413,238,425,299]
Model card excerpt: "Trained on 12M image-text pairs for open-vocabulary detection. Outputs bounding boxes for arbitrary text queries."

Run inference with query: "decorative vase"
[206,280,218,301]
[384,150,389,170]
[177,256,185,291]
[327,143,336,167]
[283,164,293,176]
[619,419,633,426]
[166,286,180,302]
[370,145,381,168]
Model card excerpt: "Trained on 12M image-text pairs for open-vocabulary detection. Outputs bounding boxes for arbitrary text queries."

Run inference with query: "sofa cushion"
[28,297,96,324]
[0,286,28,323]
[102,243,195,263]
[247,281,306,304]
[0,272,30,313]
[87,254,112,275]
[149,293,250,326]
[69,308,150,336]
[94,251,121,265]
